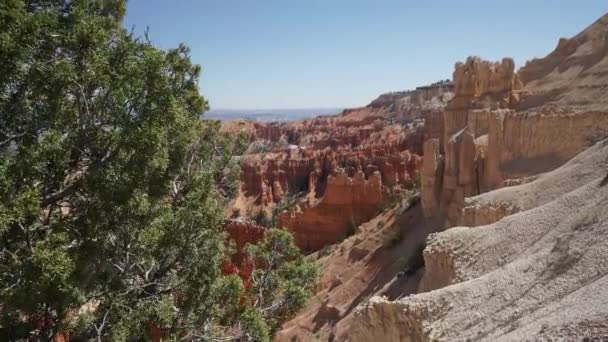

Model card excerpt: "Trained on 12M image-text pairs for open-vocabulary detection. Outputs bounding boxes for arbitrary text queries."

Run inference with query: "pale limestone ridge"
[462,138,608,226]
[351,140,608,341]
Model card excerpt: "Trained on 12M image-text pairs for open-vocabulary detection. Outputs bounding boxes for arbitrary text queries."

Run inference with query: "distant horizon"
[205,107,344,122]
[124,2,608,108]
[207,107,344,111]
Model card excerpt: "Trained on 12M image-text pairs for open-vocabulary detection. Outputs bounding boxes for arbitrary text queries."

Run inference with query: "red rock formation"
[277,170,384,252]
[239,126,423,207]
[223,220,265,285]
[238,142,422,251]
[226,85,443,252]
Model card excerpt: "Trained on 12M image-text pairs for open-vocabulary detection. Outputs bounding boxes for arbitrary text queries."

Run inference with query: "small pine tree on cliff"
[243,228,318,339]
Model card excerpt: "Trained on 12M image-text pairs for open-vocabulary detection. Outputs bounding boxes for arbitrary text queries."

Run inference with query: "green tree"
[244,228,318,339]
[0,0,241,340]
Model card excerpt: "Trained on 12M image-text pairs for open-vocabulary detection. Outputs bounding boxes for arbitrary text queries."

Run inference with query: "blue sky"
[124,1,608,109]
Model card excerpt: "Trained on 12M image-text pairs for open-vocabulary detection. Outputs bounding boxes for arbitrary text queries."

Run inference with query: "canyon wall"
[351,13,608,341]
[485,110,608,188]
[277,170,384,251]
[239,132,422,208]
[421,53,608,227]
[227,84,449,252]
[421,57,523,226]
[238,143,421,251]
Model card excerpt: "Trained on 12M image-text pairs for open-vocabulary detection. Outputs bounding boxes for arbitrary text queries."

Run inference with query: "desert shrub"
[0,1,245,339]
[0,2,308,340]
[245,139,274,154]
[244,228,318,338]
[346,217,359,237]
[573,207,602,230]
[220,156,243,198]
[384,228,403,248]
[413,173,422,191]
[318,244,333,257]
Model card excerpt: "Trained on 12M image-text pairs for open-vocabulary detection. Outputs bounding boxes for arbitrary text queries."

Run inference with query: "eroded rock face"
[226,84,447,252]
[351,140,608,342]
[517,13,608,111]
[452,57,522,104]
[420,56,522,226]
[239,142,422,251]
[277,171,384,252]
[422,50,608,227]
[462,138,608,227]
[239,137,422,208]
[222,219,265,285]
[421,139,442,218]
[485,110,608,189]
[352,14,608,341]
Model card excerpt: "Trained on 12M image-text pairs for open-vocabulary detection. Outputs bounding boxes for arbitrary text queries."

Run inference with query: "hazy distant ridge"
[205,108,343,122]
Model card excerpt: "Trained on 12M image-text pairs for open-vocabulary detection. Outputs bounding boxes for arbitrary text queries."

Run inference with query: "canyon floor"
[222,12,608,341]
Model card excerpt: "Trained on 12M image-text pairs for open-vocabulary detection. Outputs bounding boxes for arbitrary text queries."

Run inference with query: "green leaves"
[0,0,236,339]
[0,1,317,340]
[241,307,271,342]
[244,228,319,336]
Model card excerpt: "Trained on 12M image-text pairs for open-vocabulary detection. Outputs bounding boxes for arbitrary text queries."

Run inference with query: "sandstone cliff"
[275,193,432,341]
[350,13,608,341]
[227,82,448,252]
[421,56,523,226]
[421,14,608,227]
[351,139,608,341]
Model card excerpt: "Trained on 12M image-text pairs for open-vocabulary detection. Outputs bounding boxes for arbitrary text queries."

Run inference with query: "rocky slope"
[223,13,608,341]
[422,13,608,227]
[349,12,608,341]
[226,82,452,252]
[351,139,608,341]
[275,193,433,341]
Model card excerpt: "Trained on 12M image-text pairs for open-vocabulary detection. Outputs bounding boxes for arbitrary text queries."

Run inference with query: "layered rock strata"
[277,170,384,252]
[352,13,608,341]
[422,39,608,227]
[351,140,608,341]
[222,219,265,285]
[227,83,448,251]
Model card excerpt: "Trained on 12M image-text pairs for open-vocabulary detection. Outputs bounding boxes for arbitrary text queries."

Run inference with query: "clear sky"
[124,1,608,110]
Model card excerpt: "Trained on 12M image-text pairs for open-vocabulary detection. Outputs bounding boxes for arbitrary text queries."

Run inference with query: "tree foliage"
[0,1,316,340]
[0,0,241,340]
[244,228,318,338]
